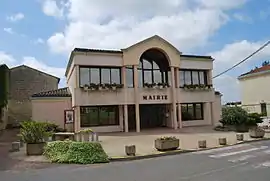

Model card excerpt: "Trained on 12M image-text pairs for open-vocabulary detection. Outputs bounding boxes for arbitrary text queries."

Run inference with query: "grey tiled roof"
[32,87,71,98]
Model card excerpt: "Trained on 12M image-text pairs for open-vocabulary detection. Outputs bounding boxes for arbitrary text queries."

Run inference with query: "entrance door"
[140,104,166,129]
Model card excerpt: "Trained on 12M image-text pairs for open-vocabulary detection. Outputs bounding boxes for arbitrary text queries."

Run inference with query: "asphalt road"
[1,140,270,181]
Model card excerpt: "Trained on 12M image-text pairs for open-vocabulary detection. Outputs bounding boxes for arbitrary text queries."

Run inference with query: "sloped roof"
[31,87,71,98]
[11,65,60,83]
[238,65,270,79]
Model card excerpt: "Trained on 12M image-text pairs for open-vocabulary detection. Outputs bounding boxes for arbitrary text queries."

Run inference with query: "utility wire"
[213,40,270,79]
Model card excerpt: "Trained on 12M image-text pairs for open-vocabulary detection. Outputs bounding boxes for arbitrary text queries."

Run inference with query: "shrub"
[220,107,263,128]
[246,113,263,126]
[44,141,109,164]
[20,121,50,143]
[42,122,66,133]
[220,107,249,126]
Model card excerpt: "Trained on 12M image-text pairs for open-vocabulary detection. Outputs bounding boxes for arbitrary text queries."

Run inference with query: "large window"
[139,59,169,87]
[181,103,203,121]
[125,66,134,88]
[79,67,121,86]
[80,106,119,127]
[179,69,207,87]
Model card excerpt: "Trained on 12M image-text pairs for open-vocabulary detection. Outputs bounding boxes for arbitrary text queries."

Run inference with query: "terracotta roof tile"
[240,65,270,77]
[32,87,71,98]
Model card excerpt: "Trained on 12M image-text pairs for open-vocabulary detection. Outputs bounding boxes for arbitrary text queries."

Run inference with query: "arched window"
[138,49,170,87]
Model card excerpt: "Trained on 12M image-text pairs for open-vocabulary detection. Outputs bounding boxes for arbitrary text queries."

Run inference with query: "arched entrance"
[138,49,171,129]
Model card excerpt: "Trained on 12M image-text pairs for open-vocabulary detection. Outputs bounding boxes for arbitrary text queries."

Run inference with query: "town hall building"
[31,35,222,133]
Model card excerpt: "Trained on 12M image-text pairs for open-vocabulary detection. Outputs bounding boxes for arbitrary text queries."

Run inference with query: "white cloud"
[196,0,247,10]
[33,38,45,44]
[0,51,16,65]
[47,0,240,55]
[209,40,270,102]
[22,56,65,79]
[42,0,65,18]
[233,13,252,23]
[6,13,25,22]
[3,28,14,34]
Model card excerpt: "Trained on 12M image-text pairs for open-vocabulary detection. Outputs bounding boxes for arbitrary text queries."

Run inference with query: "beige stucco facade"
[61,35,222,133]
[31,97,72,128]
[238,70,270,116]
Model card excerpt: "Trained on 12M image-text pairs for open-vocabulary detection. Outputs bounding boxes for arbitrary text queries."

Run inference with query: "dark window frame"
[126,66,134,88]
[179,69,208,87]
[181,103,204,121]
[79,66,122,86]
[139,59,169,86]
[260,103,267,116]
[80,105,119,127]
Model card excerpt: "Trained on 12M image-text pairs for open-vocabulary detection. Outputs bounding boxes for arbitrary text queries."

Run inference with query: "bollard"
[10,142,20,152]
[198,140,207,148]
[125,145,136,156]
[236,133,244,141]
[219,138,227,145]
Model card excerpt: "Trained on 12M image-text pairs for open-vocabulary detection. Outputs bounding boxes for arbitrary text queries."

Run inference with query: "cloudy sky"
[1,0,270,102]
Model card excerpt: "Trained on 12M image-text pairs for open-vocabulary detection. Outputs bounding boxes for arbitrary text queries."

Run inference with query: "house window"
[179,69,207,87]
[80,106,119,127]
[125,66,134,87]
[181,103,203,121]
[79,67,121,86]
[260,103,267,116]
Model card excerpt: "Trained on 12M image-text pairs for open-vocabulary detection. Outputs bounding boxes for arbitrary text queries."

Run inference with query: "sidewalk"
[9,126,270,163]
[99,127,270,157]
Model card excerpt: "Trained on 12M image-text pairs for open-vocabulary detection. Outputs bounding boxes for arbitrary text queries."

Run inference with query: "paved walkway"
[99,126,270,157]
[8,126,270,163]
[0,129,57,171]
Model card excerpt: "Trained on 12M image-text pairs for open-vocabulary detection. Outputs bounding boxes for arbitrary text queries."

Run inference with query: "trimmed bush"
[44,141,109,164]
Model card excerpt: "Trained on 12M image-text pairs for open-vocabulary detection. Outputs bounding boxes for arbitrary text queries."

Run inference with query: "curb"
[109,138,270,162]
[109,149,194,162]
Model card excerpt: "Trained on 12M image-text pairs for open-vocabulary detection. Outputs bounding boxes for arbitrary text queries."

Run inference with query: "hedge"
[44,141,109,164]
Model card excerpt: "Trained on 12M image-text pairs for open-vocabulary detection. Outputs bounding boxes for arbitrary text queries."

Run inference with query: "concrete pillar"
[208,70,213,85]
[133,65,140,132]
[170,67,178,130]
[119,105,124,131]
[124,104,128,132]
[177,104,182,128]
[74,106,80,132]
[204,102,212,125]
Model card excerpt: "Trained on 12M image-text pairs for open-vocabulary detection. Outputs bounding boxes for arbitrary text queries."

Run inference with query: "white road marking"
[194,144,251,154]
[228,155,256,163]
[263,149,270,154]
[209,146,268,158]
[253,161,270,169]
[177,162,249,180]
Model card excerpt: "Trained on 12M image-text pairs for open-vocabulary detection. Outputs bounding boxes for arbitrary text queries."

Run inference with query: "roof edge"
[238,69,270,80]
[11,65,60,83]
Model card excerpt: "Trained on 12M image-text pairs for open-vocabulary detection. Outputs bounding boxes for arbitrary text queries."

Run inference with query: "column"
[177,104,182,128]
[170,67,178,129]
[124,104,129,132]
[175,68,181,128]
[208,70,213,85]
[134,65,140,132]
[74,106,81,132]
[119,105,124,131]
[122,66,129,132]
[204,102,212,125]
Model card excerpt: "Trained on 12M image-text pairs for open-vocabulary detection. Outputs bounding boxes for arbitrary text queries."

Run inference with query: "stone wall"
[8,66,59,125]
